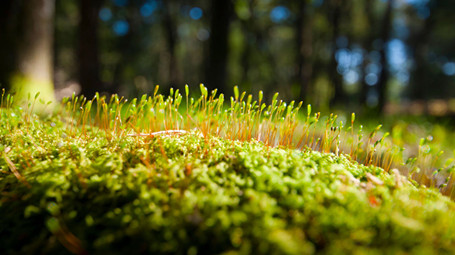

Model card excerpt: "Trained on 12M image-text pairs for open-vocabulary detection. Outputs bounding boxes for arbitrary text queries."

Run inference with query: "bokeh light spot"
[99,8,112,21]
[270,6,290,23]
[350,49,364,66]
[113,20,129,36]
[365,73,378,86]
[140,2,157,17]
[336,49,351,70]
[197,29,210,41]
[387,39,407,71]
[189,7,203,20]
[344,70,359,84]
[443,62,455,76]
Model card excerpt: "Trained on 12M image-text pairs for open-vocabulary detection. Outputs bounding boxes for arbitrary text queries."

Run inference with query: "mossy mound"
[1,115,455,254]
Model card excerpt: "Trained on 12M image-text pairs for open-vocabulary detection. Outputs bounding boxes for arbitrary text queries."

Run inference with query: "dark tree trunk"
[0,0,16,88]
[206,0,233,92]
[240,33,251,87]
[238,0,254,89]
[296,1,313,102]
[78,0,103,98]
[408,10,434,101]
[376,0,394,113]
[162,0,180,88]
[328,0,344,107]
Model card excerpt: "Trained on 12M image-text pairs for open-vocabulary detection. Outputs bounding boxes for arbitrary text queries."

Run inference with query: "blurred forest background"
[1,0,455,115]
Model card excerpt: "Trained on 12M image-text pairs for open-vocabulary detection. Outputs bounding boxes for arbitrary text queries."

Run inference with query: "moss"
[1,90,455,254]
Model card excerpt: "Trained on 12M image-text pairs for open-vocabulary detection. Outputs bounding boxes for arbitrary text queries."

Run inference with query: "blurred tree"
[0,0,16,89]
[236,0,255,90]
[295,0,313,102]
[54,0,79,92]
[111,1,143,94]
[11,0,56,103]
[206,0,233,92]
[407,1,434,101]
[376,0,394,113]
[328,0,345,107]
[233,0,283,97]
[79,0,104,98]
[162,0,181,88]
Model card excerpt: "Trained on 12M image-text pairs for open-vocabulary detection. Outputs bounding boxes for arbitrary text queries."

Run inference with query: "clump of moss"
[1,88,455,254]
[1,104,455,254]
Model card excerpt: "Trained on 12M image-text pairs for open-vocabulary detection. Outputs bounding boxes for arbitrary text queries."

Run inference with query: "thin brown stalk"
[3,151,31,188]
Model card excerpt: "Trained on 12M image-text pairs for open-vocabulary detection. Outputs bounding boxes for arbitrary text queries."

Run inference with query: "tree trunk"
[12,0,55,103]
[296,1,313,102]
[328,0,344,107]
[206,0,232,92]
[0,0,17,88]
[162,0,180,88]
[78,0,103,98]
[376,0,394,113]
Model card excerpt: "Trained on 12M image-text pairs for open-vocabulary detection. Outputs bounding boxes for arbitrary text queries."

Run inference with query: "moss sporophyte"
[1,86,455,254]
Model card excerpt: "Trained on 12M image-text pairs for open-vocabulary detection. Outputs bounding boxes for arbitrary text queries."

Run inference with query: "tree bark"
[206,0,233,92]
[78,0,103,98]
[12,0,55,103]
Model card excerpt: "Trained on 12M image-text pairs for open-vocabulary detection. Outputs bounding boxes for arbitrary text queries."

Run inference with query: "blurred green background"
[1,0,455,115]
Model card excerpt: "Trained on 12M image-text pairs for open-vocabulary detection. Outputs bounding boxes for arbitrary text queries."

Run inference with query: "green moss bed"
[1,115,455,254]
